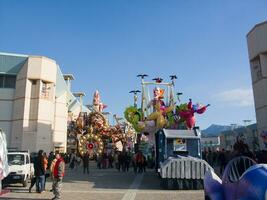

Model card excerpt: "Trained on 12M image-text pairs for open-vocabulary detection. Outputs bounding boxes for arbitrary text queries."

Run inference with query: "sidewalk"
[0,161,204,200]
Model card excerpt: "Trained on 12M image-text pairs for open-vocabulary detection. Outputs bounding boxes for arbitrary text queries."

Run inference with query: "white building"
[219,124,259,151]
[247,21,267,150]
[0,52,88,153]
[201,136,220,151]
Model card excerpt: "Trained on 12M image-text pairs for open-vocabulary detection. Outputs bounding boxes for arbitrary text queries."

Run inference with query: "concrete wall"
[247,21,267,150]
[247,23,267,60]
[53,92,68,152]
[0,89,15,145]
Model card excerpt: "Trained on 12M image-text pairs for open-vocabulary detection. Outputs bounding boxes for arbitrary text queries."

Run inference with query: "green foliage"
[124,106,143,132]
[176,103,188,112]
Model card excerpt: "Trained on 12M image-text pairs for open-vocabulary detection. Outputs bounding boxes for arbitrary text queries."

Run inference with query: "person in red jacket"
[52,153,65,200]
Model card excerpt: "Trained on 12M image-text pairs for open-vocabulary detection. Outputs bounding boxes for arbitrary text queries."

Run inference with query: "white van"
[3,151,34,187]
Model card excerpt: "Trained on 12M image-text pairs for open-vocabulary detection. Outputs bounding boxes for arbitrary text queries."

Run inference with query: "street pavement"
[0,162,204,200]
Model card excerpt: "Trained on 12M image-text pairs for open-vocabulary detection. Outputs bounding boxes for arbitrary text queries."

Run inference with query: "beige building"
[247,21,267,150]
[219,124,259,151]
[201,136,220,151]
[0,52,88,153]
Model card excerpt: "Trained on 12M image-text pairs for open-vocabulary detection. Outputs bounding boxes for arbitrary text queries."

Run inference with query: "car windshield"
[8,154,24,165]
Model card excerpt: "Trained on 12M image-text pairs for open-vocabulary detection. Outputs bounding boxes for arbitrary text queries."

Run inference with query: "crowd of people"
[202,139,267,175]
[66,150,153,174]
[95,150,154,173]
[30,150,65,200]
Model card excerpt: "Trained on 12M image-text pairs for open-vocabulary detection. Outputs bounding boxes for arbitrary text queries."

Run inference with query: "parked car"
[204,156,267,200]
[3,151,34,187]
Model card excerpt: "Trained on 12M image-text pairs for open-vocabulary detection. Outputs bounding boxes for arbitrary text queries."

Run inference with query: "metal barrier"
[160,157,213,179]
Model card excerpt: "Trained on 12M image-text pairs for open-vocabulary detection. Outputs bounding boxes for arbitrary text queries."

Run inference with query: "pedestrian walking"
[132,154,137,173]
[142,155,147,173]
[75,156,81,170]
[82,152,89,174]
[218,149,226,175]
[35,150,45,193]
[118,152,123,171]
[108,153,114,168]
[43,152,48,191]
[28,175,36,193]
[52,153,65,200]
[50,155,57,192]
[125,152,131,172]
[69,151,76,170]
[136,151,144,173]
[48,151,55,169]
[29,154,37,193]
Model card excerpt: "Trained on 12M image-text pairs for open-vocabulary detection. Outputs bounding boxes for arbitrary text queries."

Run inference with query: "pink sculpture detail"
[178,99,209,129]
[93,90,107,112]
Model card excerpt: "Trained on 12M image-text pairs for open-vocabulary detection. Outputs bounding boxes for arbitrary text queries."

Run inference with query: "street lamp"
[243,119,252,126]
[230,123,238,130]
[129,90,141,108]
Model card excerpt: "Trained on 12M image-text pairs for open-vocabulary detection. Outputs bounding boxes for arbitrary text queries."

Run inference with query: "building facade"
[247,21,267,150]
[219,124,259,152]
[201,136,220,151]
[0,52,88,153]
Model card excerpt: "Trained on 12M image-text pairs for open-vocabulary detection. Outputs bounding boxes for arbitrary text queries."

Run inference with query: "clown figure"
[147,87,165,112]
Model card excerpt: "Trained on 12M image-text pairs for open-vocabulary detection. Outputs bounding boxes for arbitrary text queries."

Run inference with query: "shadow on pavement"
[0,198,48,200]
[63,161,161,190]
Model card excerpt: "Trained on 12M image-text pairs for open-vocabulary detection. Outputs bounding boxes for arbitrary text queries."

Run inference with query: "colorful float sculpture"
[178,99,210,130]
[93,90,107,112]
[76,90,135,157]
[124,74,212,190]
[124,75,210,132]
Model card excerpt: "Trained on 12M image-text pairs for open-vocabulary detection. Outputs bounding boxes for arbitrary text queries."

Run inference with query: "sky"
[0,0,267,129]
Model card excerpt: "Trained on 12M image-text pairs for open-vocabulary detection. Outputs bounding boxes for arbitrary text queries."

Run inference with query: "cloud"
[214,88,254,107]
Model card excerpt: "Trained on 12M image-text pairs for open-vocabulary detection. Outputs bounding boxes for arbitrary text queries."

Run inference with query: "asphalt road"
[0,162,204,200]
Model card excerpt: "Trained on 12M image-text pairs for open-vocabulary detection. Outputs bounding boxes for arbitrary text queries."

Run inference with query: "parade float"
[71,90,136,158]
[124,74,212,189]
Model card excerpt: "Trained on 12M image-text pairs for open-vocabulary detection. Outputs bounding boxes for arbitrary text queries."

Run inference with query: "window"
[0,75,3,88]
[26,155,30,164]
[41,81,51,99]
[4,75,16,88]
[251,58,262,82]
[0,74,16,88]
[7,154,25,165]
[31,80,37,85]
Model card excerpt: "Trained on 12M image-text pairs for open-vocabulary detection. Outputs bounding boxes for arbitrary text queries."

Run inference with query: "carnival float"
[124,74,212,189]
[68,90,136,158]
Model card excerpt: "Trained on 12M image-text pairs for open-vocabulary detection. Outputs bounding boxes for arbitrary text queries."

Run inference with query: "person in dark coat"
[35,150,45,193]
[29,154,37,193]
[82,152,89,174]
[218,148,226,175]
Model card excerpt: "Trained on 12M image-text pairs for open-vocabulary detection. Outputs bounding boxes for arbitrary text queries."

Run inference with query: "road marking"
[62,189,203,194]
[121,173,144,200]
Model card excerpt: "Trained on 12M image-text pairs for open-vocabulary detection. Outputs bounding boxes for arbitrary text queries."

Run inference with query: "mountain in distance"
[201,124,233,137]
